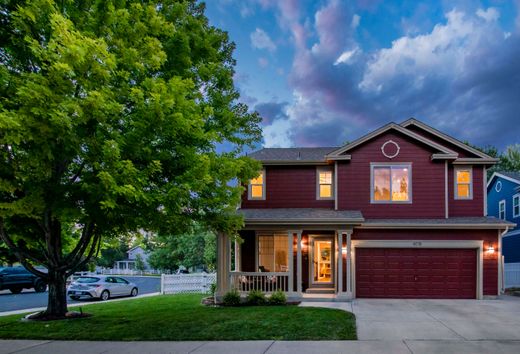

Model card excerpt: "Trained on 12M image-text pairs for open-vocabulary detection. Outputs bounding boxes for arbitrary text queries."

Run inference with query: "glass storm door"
[311,236,334,285]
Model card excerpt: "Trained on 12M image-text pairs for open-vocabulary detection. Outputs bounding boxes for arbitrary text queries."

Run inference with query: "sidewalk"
[1,339,520,354]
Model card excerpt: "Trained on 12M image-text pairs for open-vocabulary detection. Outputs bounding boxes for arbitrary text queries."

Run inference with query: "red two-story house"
[215,118,515,300]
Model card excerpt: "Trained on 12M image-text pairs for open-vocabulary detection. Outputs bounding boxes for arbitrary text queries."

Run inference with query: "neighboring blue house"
[487,172,520,263]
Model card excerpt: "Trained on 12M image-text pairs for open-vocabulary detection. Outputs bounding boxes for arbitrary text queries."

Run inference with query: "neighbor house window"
[455,167,472,200]
[317,167,334,199]
[257,233,288,272]
[371,164,411,203]
[499,200,506,220]
[248,169,265,200]
[513,194,520,218]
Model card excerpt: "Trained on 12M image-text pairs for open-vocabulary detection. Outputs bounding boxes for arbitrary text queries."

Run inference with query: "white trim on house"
[325,122,458,160]
[370,162,412,204]
[248,168,266,200]
[316,166,335,200]
[487,172,520,189]
[400,118,496,161]
[503,229,520,238]
[445,160,449,218]
[349,239,484,300]
[334,162,338,210]
[454,166,473,200]
[499,200,506,220]
[513,194,520,218]
[484,167,487,216]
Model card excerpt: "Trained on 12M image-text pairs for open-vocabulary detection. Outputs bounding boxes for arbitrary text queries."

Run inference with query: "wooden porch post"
[337,230,343,296]
[287,230,294,295]
[234,239,241,271]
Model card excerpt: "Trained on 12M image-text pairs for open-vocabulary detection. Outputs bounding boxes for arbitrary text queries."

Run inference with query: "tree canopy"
[0,0,261,317]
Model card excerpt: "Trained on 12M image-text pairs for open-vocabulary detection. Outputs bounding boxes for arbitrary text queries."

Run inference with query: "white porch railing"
[161,273,216,294]
[229,272,290,293]
[505,262,520,288]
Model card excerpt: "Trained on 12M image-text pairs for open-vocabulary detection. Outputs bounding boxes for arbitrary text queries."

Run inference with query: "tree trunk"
[46,270,68,317]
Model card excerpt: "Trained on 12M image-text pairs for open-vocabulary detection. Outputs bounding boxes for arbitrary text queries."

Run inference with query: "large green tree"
[0,0,261,318]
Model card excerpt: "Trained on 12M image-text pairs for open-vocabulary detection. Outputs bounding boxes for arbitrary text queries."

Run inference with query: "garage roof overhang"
[358,217,516,230]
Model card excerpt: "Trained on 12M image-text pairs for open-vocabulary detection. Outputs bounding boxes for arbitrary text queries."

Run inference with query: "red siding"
[338,131,445,218]
[448,165,484,217]
[353,228,499,296]
[241,165,334,209]
[406,125,476,158]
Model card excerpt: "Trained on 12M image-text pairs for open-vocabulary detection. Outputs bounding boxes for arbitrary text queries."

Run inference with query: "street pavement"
[0,276,161,313]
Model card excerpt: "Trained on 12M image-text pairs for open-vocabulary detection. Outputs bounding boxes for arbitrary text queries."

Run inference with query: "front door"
[310,236,334,286]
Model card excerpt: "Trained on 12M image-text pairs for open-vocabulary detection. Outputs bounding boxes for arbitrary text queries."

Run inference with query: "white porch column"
[337,231,343,295]
[216,232,231,297]
[287,230,294,294]
[234,239,241,271]
[296,231,303,295]
[346,229,353,297]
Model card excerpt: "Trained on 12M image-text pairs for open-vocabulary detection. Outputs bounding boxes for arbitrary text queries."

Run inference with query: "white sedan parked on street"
[67,275,138,301]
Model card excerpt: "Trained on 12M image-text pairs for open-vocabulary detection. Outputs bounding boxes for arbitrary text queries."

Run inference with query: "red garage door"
[356,248,476,299]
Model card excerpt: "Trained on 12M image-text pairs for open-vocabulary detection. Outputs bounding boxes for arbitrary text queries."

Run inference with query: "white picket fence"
[100,268,167,276]
[161,273,216,294]
[505,262,520,288]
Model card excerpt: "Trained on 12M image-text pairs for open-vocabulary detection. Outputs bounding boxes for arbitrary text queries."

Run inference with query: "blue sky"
[205,0,520,150]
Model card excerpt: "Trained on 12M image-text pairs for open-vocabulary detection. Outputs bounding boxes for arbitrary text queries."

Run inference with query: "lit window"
[372,164,411,203]
[499,200,506,220]
[258,233,288,272]
[317,168,334,199]
[455,167,472,199]
[513,195,520,218]
[249,170,265,200]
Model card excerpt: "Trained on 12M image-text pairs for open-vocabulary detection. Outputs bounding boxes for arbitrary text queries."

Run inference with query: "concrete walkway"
[1,339,520,354]
[300,295,520,341]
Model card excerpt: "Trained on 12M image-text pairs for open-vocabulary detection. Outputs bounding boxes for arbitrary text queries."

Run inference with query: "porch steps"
[305,287,335,295]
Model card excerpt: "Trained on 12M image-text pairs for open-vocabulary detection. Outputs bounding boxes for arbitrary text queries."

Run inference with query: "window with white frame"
[499,200,506,220]
[257,233,288,272]
[513,194,520,218]
[317,167,334,199]
[371,164,411,203]
[248,170,265,200]
[455,167,472,199]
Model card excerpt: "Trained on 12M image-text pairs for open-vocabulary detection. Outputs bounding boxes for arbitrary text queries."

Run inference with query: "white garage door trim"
[350,240,483,300]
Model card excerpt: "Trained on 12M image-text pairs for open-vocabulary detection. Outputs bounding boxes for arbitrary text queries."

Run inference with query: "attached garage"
[355,248,477,299]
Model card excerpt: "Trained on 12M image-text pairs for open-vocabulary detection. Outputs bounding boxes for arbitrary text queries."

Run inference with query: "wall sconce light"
[486,243,495,254]
[341,247,347,253]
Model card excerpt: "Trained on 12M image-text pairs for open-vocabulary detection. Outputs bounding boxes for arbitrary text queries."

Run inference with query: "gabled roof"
[326,122,458,160]
[400,118,497,161]
[487,171,520,189]
[247,147,338,165]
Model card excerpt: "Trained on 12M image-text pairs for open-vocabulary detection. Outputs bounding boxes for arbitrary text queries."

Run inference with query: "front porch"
[216,228,356,301]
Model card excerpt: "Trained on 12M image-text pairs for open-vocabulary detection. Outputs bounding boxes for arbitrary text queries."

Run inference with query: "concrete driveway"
[300,295,520,353]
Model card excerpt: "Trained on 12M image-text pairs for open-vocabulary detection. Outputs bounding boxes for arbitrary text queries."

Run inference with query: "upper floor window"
[371,164,411,203]
[454,167,472,200]
[248,170,265,200]
[499,200,506,220]
[513,194,520,218]
[317,167,334,200]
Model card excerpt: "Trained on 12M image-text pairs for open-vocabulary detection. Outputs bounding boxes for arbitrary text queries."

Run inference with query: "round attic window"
[495,181,502,193]
[381,140,400,159]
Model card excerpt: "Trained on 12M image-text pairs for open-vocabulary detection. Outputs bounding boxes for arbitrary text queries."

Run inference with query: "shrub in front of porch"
[247,290,267,305]
[268,290,287,305]
[222,289,241,306]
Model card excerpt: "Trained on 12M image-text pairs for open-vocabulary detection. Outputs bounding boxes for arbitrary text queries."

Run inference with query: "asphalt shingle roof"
[362,217,515,226]
[238,208,364,223]
[497,171,520,183]
[247,147,339,162]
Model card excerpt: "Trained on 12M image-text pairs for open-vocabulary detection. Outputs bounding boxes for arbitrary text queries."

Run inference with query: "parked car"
[0,266,47,294]
[67,275,138,301]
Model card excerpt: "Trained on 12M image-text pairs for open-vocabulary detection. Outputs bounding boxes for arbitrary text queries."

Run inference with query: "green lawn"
[0,295,357,341]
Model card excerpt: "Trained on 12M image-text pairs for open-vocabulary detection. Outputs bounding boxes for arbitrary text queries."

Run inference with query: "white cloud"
[476,7,499,22]
[258,57,269,68]
[334,47,359,65]
[351,14,360,29]
[250,28,276,52]
[360,10,483,92]
[263,118,292,147]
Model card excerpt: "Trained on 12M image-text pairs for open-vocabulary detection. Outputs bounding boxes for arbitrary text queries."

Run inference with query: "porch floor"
[299,293,351,302]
